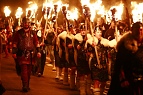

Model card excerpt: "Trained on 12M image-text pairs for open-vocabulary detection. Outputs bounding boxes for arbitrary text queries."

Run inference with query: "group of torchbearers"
[0,5,143,95]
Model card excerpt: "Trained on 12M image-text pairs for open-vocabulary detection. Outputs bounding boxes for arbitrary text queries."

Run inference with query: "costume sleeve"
[33,33,40,47]
[12,31,19,48]
[12,31,19,54]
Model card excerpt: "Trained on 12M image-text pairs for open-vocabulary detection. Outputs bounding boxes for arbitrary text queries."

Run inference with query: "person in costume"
[12,17,41,92]
[108,22,143,95]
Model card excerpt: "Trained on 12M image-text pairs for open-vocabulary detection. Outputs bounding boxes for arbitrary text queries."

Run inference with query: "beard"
[23,25,29,29]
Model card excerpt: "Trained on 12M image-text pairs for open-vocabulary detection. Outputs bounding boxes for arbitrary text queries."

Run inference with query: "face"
[23,22,30,29]
[70,28,76,35]
[95,30,102,39]
[132,25,143,41]
[80,30,86,35]
[97,18,103,26]
[111,21,115,28]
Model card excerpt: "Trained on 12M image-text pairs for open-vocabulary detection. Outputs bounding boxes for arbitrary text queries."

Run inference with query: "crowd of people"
[0,10,143,95]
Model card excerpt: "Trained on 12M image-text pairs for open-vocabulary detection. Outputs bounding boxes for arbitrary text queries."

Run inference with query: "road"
[0,53,79,95]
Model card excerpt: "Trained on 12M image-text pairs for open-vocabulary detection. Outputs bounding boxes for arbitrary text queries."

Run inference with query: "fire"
[107,3,124,22]
[4,6,11,17]
[26,2,38,18]
[80,0,105,22]
[42,1,53,19]
[131,1,143,23]
[67,8,78,20]
[15,7,23,18]
[54,1,62,13]
[80,0,90,6]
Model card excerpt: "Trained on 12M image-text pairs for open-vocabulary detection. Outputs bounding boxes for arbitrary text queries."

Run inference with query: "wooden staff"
[82,4,100,68]
[89,20,101,68]
[53,5,58,35]
[43,7,51,43]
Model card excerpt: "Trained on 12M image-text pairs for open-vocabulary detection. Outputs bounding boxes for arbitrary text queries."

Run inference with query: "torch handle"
[89,20,100,66]
[115,23,119,42]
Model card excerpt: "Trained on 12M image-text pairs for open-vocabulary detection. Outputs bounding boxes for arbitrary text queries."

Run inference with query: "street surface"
[0,53,79,95]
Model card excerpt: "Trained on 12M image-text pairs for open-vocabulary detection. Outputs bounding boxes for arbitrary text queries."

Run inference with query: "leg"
[20,64,32,92]
[20,64,29,92]
[63,67,69,85]
[86,74,92,95]
[70,67,76,90]
[79,75,86,95]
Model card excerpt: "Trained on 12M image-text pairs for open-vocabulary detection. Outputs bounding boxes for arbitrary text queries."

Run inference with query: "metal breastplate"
[18,33,35,50]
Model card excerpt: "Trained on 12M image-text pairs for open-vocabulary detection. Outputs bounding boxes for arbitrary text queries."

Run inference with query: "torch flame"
[131,2,143,23]
[67,8,78,20]
[107,3,124,21]
[15,7,23,18]
[43,1,53,19]
[4,6,11,17]
[26,3,38,18]
[54,1,62,13]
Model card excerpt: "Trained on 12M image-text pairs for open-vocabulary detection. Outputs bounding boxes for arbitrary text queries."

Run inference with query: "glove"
[37,52,41,58]
[12,54,17,59]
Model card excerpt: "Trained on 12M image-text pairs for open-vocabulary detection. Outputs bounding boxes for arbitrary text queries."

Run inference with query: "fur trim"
[108,39,117,48]
[85,36,98,49]
[100,37,109,47]
[87,33,92,39]
[116,31,138,53]
[57,31,67,58]
[74,33,83,42]
[58,31,67,40]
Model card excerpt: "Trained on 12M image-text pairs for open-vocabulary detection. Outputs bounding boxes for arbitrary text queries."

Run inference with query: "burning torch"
[82,4,101,68]
[82,5,91,32]
[111,8,119,42]
[61,4,70,33]
[4,6,11,17]
[42,3,52,43]
[52,3,61,35]
[15,7,23,26]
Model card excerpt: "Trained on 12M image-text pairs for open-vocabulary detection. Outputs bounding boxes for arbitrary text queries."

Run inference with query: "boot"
[86,79,92,95]
[92,88,100,95]
[76,72,80,90]
[63,68,69,85]
[52,60,56,71]
[70,74,76,90]
[22,82,29,92]
[79,80,86,95]
[59,68,63,81]
[55,67,59,79]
